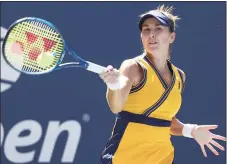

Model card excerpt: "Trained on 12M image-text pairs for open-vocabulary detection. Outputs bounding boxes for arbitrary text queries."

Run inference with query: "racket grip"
[86,61,120,90]
[86,61,106,74]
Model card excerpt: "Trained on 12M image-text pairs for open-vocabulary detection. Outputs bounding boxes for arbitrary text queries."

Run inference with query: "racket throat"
[68,50,89,68]
[58,62,86,69]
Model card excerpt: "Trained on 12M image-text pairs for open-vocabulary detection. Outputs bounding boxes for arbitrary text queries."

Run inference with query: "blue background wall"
[1,2,226,164]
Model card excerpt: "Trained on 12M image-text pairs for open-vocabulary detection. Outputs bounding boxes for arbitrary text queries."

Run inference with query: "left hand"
[192,125,226,157]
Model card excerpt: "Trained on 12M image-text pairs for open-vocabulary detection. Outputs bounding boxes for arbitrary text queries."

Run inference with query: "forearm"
[170,117,184,136]
[101,59,138,114]
[106,75,132,114]
[106,89,124,113]
[170,117,198,138]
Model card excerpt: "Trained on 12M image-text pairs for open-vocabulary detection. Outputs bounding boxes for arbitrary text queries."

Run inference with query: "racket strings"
[4,20,64,73]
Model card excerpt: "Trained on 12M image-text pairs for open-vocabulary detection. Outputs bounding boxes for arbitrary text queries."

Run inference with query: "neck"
[145,51,169,71]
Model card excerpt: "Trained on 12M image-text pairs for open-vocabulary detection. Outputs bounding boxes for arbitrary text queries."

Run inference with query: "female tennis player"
[99,5,226,164]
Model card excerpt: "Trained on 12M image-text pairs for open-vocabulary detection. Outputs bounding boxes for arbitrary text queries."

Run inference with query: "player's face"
[141,17,175,55]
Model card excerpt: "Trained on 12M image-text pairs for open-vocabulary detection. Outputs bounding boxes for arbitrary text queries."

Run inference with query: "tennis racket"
[2,17,109,74]
[2,17,120,89]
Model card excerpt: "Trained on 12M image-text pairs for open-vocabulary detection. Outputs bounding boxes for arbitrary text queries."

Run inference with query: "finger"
[207,143,219,156]
[100,65,114,77]
[210,140,225,151]
[99,71,110,78]
[212,134,227,141]
[99,73,110,80]
[105,76,118,84]
[200,125,218,130]
[106,65,114,72]
[99,73,106,79]
[200,145,207,157]
[103,75,115,83]
[100,70,116,79]
[107,70,118,76]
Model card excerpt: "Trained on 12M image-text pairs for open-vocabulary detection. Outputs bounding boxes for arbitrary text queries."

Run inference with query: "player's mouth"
[149,42,157,45]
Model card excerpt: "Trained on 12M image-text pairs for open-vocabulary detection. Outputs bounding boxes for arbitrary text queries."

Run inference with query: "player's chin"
[148,43,159,49]
[146,45,159,53]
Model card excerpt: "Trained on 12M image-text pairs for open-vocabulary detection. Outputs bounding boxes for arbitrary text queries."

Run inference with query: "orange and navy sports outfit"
[101,54,185,164]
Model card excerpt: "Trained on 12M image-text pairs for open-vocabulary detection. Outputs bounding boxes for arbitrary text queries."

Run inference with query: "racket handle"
[86,61,106,74]
[86,61,120,90]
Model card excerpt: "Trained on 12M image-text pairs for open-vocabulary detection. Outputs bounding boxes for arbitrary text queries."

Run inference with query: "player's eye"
[143,28,150,32]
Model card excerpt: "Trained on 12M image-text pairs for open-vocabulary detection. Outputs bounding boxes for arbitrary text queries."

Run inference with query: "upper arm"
[105,59,139,113]
[117,59,140,99]
[119,59,139,87]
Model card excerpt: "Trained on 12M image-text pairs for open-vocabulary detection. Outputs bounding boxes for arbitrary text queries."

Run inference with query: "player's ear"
[169,32,176,44]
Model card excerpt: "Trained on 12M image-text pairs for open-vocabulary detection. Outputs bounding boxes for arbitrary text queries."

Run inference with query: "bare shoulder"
[119,59,138,72]
[119,58,143,86]
[119,58,141,79]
